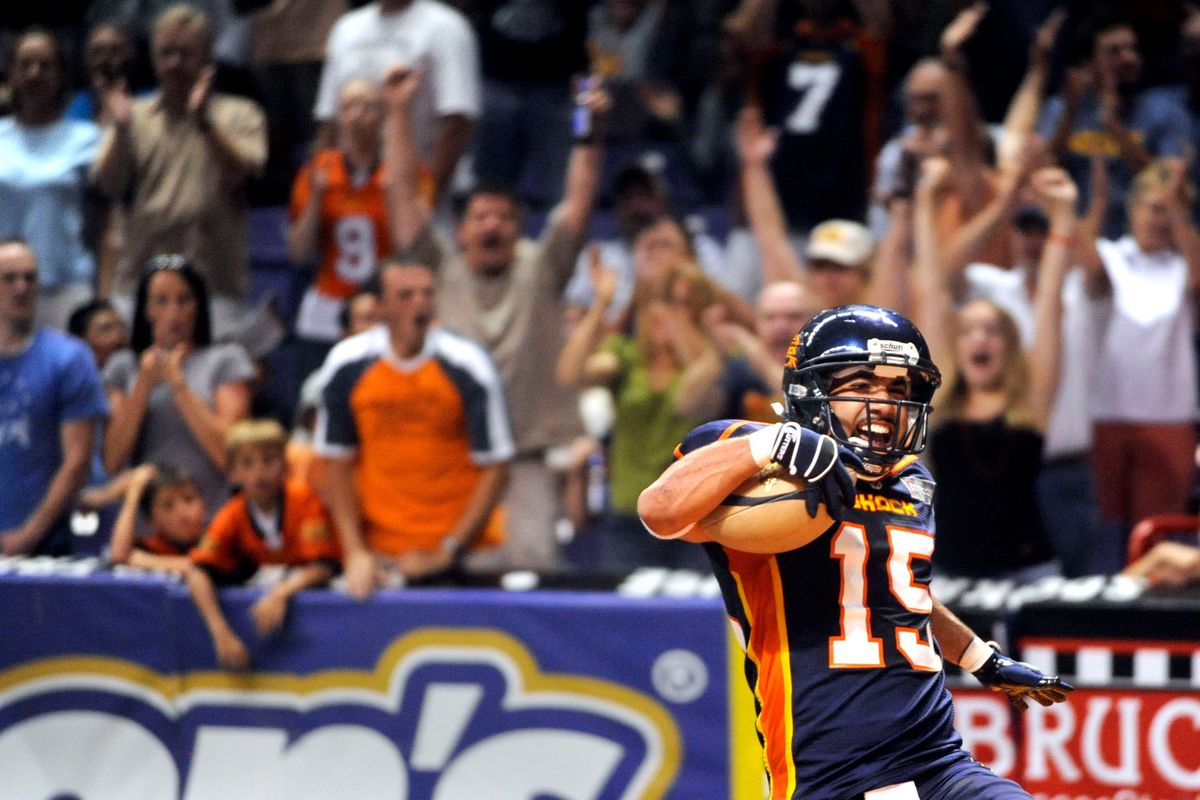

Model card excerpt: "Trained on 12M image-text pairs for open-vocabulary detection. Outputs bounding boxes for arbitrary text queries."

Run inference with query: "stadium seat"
[1127,514,1200,565]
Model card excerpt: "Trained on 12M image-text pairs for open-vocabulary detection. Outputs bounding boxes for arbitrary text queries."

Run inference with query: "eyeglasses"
[0,270,37,285]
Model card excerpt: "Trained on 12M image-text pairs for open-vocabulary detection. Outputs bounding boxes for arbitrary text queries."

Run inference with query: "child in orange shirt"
[109,463,206,573]
[186,419,340,670]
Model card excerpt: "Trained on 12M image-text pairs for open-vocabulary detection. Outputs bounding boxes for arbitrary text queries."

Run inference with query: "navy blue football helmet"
[783,304,941,472]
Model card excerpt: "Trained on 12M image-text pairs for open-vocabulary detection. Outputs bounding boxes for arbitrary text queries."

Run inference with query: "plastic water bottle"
[586,450,608,516]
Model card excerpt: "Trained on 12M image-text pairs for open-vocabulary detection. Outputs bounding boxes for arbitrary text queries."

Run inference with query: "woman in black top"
[911,157,1077,582]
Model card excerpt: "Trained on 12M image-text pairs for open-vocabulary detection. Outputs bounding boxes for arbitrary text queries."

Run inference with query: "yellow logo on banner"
[0,629,682,799]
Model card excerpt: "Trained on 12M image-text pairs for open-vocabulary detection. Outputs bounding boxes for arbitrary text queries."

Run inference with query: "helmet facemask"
[786,363,937,474]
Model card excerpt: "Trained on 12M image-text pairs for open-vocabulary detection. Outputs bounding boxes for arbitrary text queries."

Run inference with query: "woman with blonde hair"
[911,157,1077,581]
[556,247,728,572]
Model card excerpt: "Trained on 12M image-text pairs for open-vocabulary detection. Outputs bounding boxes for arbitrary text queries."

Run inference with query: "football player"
[638,304,1072,799]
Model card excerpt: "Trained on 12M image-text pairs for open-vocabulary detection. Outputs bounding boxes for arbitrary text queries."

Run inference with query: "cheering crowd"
[4,0,1200,666]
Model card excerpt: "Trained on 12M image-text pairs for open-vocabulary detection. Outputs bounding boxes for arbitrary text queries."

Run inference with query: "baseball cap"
[805,220,875,270]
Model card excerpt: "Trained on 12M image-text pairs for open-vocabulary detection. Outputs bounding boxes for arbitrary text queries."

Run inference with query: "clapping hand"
[188,65,215,126]
[587,244,620,311]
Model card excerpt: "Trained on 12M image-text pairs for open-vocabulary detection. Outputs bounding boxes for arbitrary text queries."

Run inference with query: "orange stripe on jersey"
[674,419,754,461]
[726,548,796,799]
[886,454,919,477]
[718,420,752,441]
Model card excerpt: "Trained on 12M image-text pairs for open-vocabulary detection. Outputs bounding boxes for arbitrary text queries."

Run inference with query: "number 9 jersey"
[681,420,963,800]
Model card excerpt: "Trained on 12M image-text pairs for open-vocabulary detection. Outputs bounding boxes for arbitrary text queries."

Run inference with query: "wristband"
[747,423,782,467]
[1046,231,1076,248]
[958,636,994,673]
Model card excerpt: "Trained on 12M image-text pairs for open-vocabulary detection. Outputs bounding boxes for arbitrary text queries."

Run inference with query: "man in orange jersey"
[389,72,608,571]
[639,305,1073,800]
[314,258,513,598]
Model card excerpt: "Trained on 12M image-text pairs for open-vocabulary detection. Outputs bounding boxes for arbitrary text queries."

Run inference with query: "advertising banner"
[952,634,1200,800]
[0,572,734,800]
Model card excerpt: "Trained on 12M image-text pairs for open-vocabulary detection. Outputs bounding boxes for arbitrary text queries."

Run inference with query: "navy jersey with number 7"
[679,419,964,800]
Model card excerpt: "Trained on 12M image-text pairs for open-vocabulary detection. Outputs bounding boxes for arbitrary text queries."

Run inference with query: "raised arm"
[997,10,1063,171]
[1098,73,1151,173]
[430,114,473,202]
[702,303,783,390]
[939,4,990,176]
[1076,152,1110,295]
[667,309,725,421]
[382,65,432,252]
[1165,155,1200,290]
[286,164,328,265]
[90,77,134,198]
[938,162,1026,296]
[556,248,621,388]
[1044,66,1091,166]
[557,84,609,239]
[863,197,913,313]
[1025,168,1077,432]
[910,157,959,397]
[736,106,805,283]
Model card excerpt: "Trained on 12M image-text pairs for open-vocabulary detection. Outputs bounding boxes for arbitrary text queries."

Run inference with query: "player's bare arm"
[932,598,1074,710]
[638,436,764,541]
[638,422,851,551]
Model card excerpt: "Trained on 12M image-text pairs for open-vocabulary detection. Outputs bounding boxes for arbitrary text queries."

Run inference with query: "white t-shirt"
[963,262,1103,457]
[314,1,481,163]
[1091,236,1197,423]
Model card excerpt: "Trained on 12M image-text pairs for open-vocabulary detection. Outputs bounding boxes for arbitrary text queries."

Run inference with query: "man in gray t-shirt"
[394,70,607,570]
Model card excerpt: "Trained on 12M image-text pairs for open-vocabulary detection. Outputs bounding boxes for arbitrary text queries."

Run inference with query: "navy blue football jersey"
[679,420,963,800]
[763,37,867,228]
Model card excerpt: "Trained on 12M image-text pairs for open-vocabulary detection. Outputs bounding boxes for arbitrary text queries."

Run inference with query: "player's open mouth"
[850,421,893,449]
[969,351,993,368]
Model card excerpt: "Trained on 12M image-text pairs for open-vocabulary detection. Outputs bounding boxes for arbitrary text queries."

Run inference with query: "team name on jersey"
[852,492,918,517]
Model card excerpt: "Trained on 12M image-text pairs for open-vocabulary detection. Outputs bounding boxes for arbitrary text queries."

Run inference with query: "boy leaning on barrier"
[186,419,340,670]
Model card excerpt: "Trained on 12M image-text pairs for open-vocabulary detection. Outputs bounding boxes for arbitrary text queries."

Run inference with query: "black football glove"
[972,641,1075,710]
[768,422,857,518]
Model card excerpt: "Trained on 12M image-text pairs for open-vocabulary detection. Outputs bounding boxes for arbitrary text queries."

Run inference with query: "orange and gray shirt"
[314,325,514,555]
[191,478,340,583]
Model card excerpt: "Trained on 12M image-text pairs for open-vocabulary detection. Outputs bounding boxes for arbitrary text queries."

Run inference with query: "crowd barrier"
[0,559,1196,799]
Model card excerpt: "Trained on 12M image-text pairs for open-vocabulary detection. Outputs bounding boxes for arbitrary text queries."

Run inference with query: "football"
[696,466,834,551]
